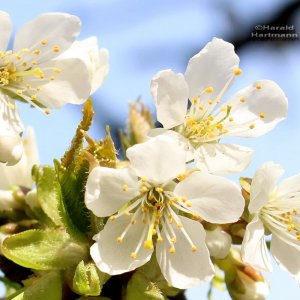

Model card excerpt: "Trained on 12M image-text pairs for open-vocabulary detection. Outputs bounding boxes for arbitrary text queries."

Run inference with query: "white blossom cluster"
[0,11,299,299]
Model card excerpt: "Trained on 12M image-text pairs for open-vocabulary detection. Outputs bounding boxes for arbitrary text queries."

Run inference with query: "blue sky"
[1,1,300,299]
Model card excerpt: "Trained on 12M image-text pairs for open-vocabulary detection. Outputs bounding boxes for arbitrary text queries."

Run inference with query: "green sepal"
[36,166,64,227]
[72,260,110,296]
[2,229,87,270]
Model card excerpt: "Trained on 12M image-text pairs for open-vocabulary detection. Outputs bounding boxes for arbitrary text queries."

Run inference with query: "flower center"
[110,176,201,260]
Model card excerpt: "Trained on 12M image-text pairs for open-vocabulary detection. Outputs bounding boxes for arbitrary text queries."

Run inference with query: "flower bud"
[205,227,232,259]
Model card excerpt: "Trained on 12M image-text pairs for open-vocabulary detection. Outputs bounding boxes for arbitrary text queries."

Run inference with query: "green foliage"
[2,229,87,270]
[72,260,110,296]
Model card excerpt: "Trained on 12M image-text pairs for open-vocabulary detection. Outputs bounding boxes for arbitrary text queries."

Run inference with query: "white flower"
[150,38,288,174]
[85,135,244,289]
[241,161,300,283]
[0,127,38,210]
[0,11,108,164]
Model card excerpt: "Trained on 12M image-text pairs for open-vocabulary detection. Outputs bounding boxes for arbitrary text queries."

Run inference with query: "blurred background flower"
[1,0,300,299]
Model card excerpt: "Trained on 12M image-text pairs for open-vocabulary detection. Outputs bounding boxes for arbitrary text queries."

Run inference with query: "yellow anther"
[239,97,246,103]
[22,62,27,67]
[208,100,213,105]
[287,225,294,232]
[141,177,148,182]
[152,229,157,235]
[131,252,137,259]
[192,213,201,220]
[293,208,298,214]
[14,54,22,60]
[41,39,48,45]
[122,185,128,191]
[116,237,123,243]
[31,60,37,65]
[157,237,163,243]
[171,237,177,243]
[53,45,60,52]
[33,49,41,55]
[8,102,15,110]
[192,97,198,104]
[31,95,37,100]
[191,246,198,252]
[141,186,148,192]
[45,109,51,115]
[37,86,41,91]
[259,112,265,119]
[109,215,116,221]
[173,196,179,202]
[186,202,192,207]
[54,68,61,73]
[155,187,164,193]
[216,99,221,104]
[144,240,153,250]
[229,117,234,122]
[177,223,183,228]
[181,196,187,202]
[131,220,137,225]
[249,124,255,129]
[177,173,186,181]
[168,200,174,205]
[169,247,176,254]
[234,68,242,75]
[125,211,131,216]
[204,86,214,93]
[50,76,55,81]
[199,104,204,110]
[256,84,262,89]
[17,90,23,95]
[147,194,154,200]
[207,132,215,139]
[297,236,300,241]
[142,219,147,224]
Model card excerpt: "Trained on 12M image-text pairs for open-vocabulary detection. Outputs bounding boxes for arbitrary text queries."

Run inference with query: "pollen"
[256,84,262,89]
[229,117,234,122]
[116,237,123,243]
[122,185,128,191]
[41,39,48,45]
[181,196,187,203]
[177,173,186,181]
[130,252,137,259]
[31,95,37,100]
[191,246,198,252]
[53,68,61,73]
[155,187,164,193]
[144,240,153,250]
[208,100,213,105]
[249,124,255,129]
[109,215,116,221]
[53,45,60,52]
[125,211,131,216]
[204,86,214,93]
[141,177,148,182]
[147,194,154,200]
[140,186,148,192]
[49,76,55,81]
[171,237,177,243]
[33,49,41,55]
[157,237,163,243]
[216,99,221,104]
[239,97,246,103]
[259,112,265,119]
[177,223,183,228]
[31,60,37,65]
[234,68,242,75]
[169,247,176,254]
[192,97,198,104]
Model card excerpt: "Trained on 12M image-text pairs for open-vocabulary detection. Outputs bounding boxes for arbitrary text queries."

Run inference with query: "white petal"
[13,13,81,63]
[91,213,152,275]
[126,135,186,185]
[278,172,300,197]
[147,129,194,162]
[151,69,188,129]
[205,227,232,259]
[174,172,244,224]
[241,215,272,272]
[60,37,109,94]
[222,80,288,137]
[0,11,12,51]
[0,127,38,189]
[249,161,284,214]
[85,166,139,217]
[194,143,253,174]
[0,96,24,166]
[32,58,91,108]
[271,234,300,279]
[185,38,239,100]
[156,216,214,288]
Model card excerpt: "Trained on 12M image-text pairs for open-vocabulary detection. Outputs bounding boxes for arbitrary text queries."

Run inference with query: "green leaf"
[73,261,110,296]
[126,271,165,300]
[2,229,87,270]
[36,166,64,227]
